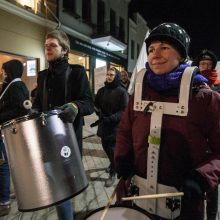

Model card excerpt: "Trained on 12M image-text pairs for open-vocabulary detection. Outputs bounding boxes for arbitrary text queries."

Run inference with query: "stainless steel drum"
[0,110,88,211]
[85,205,152,220]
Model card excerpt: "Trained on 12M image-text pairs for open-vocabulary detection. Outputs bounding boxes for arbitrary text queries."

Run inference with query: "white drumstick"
[122,192,184,201]
[100,178,123,220]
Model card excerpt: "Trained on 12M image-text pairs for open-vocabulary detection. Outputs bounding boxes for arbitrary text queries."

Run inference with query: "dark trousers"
[206,187,218,220]
[101,139,115,174]
[0,140,10,204]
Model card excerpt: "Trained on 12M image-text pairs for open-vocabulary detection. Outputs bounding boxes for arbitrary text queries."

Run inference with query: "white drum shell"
[85,206,151,220]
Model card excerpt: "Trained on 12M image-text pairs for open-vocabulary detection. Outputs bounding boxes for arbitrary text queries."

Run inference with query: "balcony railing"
[92,21,126,44]
[6,0,57,22]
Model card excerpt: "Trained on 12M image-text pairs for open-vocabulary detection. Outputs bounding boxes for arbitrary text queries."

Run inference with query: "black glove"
[183,171,207,201]
[102,116,111,123]
[115,155,133,180]
[58,103,78,123]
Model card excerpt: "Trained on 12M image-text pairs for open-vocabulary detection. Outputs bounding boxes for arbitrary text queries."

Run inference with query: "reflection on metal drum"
[1,110,88,211]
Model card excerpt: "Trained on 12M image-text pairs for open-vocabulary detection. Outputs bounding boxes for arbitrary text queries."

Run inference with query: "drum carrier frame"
[132,67,197,219]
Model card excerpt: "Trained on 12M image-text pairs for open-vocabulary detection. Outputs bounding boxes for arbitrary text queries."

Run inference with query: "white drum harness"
[132,67,198,219]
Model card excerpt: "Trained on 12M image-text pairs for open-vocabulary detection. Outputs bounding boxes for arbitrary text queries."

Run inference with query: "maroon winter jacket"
[115,82,220,219]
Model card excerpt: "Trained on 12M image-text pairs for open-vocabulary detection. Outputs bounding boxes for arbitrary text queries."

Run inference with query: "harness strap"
[134,67,198,116]
[132,66,197,216]
[146,102,163,213]
[0,78,22,100]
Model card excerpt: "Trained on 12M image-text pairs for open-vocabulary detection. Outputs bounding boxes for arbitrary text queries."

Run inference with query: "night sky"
[129,0,220,60]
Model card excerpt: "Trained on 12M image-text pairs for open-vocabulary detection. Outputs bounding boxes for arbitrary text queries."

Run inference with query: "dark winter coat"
[0,81,29,124]
[33,58,94,153]
[95,78,129,142]
[115,71,220,219]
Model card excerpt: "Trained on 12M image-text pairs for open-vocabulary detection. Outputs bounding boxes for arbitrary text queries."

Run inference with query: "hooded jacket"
[0,60,29,124]
[95,73,129,141]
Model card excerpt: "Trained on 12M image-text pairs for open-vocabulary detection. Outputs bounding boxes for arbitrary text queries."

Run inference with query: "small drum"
[1,110,88,211]
[85,205,152,220]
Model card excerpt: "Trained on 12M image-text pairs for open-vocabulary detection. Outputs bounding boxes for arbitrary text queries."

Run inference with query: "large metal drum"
[1,110,88,211]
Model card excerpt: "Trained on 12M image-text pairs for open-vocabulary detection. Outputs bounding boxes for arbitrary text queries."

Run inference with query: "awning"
[91,36,127,51]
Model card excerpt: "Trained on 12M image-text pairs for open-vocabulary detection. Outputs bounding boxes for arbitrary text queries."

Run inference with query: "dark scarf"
[145,62,208,92]
[200,69,220,86]
[48,57,69,76]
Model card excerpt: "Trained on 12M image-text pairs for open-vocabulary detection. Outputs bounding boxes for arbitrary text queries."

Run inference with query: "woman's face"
[147,41,183,75]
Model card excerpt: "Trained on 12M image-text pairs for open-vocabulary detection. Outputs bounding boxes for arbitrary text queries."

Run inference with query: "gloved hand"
[102,116,111,123]
[115,177,132,206]
[182,171,207,201]
[58,102,78,123]
[183,179,204,200]
[115,155,133,180]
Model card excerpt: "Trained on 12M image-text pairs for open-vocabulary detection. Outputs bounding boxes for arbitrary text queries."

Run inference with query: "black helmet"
[192,49,218,69]
[145,23,190,59]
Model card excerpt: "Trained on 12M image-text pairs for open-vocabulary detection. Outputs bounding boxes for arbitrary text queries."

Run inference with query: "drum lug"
[41,113,47,126]
[10,120,17,134]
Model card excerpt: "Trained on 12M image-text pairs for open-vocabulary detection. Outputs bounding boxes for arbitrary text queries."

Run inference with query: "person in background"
[33,30,94,220]
[95,67,128,187]
[193,49,220,91]
[115,23,220,220]
[0,59,29,217]
[192,49,220,220]
[120,70,130,90]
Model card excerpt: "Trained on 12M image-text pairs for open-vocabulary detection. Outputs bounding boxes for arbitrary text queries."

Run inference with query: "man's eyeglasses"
[44,43,59,49]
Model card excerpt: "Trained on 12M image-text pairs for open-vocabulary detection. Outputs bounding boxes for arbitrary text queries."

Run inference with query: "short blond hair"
[46,30,70,55]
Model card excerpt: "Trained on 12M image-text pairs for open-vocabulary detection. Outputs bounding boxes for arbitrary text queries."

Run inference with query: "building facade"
[58,0,130,93]
[0,0,57,93]
[0,0,148,94]
[128,12,149,74]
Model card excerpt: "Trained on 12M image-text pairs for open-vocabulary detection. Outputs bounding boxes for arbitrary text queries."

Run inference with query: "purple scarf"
[145,62,208,92]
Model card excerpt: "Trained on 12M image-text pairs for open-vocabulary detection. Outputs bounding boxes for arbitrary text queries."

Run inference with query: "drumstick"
[122,192,184,201]
[100,178,122,220]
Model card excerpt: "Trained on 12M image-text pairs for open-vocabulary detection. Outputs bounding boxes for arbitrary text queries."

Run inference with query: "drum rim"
[1,113,40,128]
[19,183,89,212]
[84,204,150,218]
[1,109,61,129]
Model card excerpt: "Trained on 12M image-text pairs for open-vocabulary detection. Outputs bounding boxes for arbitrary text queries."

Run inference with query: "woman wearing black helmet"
[193,49,220,92]
[115,23,220,220]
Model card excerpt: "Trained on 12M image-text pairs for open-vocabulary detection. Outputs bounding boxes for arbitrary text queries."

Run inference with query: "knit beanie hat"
[2,59,24,82]
[145,23,190,59]
[192,49,218,69]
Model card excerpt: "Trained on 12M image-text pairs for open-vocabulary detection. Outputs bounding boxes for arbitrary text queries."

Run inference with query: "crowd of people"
[0,22,220,220]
